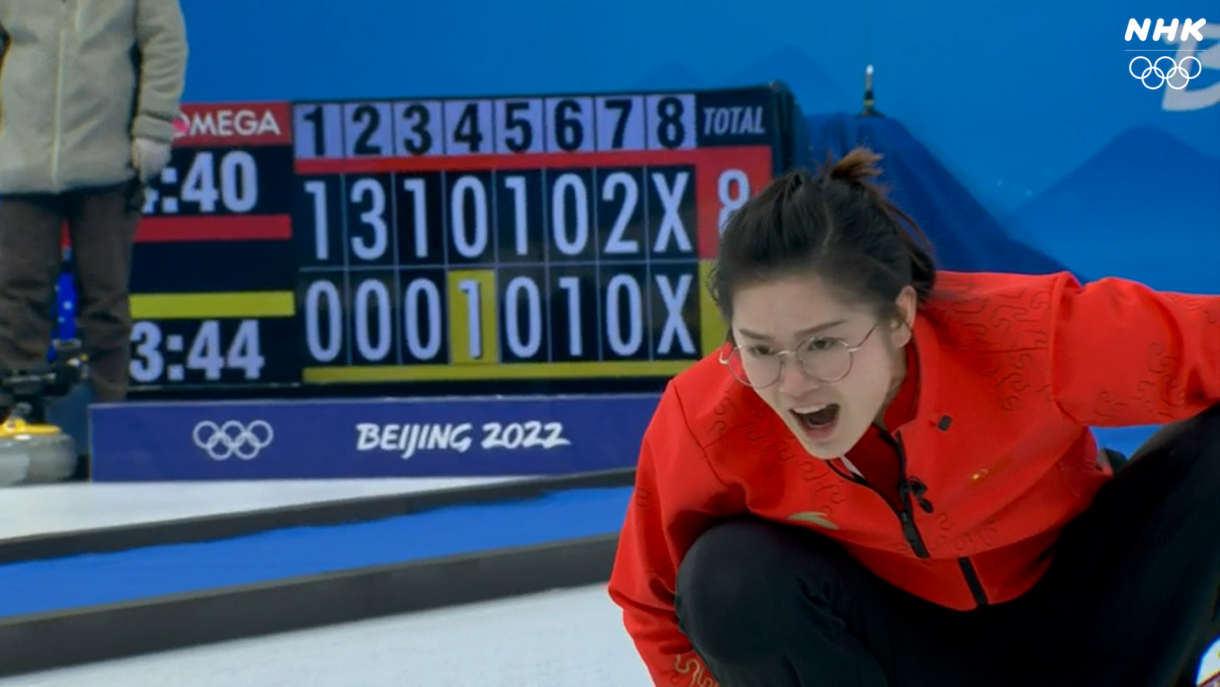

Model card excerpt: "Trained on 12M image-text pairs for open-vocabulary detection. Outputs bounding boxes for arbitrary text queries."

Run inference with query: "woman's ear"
[890,285,918,347]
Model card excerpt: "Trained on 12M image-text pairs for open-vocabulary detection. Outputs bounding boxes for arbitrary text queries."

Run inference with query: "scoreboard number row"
[301,267,700,368]
[298,166,754,267]
[293,94,697,159]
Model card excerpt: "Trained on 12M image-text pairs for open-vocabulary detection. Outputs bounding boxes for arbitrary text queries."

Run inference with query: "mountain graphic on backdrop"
[1004,126,1220,293]
[721,46,854,114]
[798,112,1072,278]
[630,62,709,91]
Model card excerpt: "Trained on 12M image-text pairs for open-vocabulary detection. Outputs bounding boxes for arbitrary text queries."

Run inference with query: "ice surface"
[0,585,652,687]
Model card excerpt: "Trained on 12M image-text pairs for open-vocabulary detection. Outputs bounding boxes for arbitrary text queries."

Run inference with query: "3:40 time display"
[141,145,294,219]
[130,319,265,384]
[144,150,259,216]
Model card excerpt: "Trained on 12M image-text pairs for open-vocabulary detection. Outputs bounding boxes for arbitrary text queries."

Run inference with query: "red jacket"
[608,270,1220,687]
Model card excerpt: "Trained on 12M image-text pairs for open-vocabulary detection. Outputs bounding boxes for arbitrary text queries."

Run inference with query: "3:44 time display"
[129,319,265,385]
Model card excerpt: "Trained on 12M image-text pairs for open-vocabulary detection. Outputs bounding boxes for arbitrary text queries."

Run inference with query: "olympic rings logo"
[192,420,274,460]
[1130,56,1203,90]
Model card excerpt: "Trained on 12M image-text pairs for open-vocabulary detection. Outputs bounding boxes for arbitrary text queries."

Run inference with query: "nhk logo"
[1126,18,1207,90]
[1123,17,1218,110]
[1125,18,1208,43]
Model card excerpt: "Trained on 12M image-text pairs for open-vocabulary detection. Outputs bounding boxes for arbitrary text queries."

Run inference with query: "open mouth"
[791,404,841,441]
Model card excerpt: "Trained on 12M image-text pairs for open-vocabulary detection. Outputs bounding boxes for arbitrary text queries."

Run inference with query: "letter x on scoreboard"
[116,83,809,392]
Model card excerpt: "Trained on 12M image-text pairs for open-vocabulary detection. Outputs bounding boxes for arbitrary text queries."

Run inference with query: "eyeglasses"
[718,326,877,388]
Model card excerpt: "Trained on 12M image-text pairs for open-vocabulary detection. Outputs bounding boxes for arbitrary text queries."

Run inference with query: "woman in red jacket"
[607,146,1220,687]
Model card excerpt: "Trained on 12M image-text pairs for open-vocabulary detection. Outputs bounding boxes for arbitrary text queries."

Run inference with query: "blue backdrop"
[173,0,1219,296]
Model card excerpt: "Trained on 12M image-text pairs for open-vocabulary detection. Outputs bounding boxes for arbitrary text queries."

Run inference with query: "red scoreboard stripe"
[293,146,769,175]
[136,214,292,243]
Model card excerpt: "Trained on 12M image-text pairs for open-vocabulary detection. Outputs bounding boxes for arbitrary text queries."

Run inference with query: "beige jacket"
[0,0,188,194]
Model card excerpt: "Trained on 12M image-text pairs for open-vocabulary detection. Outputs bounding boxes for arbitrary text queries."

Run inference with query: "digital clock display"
[126,102,299,388]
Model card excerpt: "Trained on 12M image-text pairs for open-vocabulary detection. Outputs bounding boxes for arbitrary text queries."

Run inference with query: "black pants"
[0,181,142,404]
[675,404,1220,687]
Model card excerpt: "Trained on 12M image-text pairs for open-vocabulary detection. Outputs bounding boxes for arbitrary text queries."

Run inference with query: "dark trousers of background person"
[675,403,1220,687]
[0,180,142,408]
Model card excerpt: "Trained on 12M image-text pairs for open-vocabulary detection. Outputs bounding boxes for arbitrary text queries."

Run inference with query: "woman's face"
[729,275,915,460]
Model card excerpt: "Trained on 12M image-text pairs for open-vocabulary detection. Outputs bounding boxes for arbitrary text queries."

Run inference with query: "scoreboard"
[125,103,298,388]
[116,83,809,393]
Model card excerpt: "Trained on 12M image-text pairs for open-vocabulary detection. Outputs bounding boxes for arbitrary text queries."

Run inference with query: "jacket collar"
[904,312,947,433]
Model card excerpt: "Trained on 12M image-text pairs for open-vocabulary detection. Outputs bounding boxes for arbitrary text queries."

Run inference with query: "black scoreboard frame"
[123,81,810,401]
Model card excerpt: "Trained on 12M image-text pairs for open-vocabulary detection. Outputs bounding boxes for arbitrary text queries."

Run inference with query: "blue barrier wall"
[89,395,661,481]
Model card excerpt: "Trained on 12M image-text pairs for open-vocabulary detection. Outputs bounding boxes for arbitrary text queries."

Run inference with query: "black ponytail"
[710,146,939,324]
[819,147,937,302]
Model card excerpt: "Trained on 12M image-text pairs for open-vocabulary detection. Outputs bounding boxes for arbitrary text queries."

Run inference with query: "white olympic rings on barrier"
[192,420,275,460]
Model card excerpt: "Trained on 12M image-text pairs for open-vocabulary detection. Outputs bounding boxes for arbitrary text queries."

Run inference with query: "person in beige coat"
[0,0,188,407]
